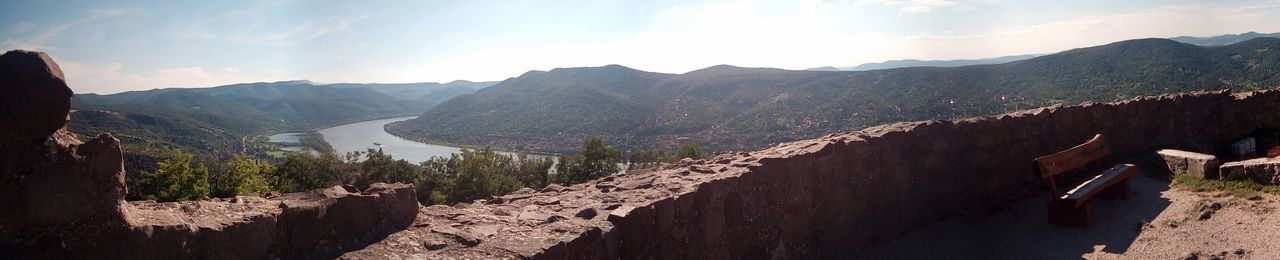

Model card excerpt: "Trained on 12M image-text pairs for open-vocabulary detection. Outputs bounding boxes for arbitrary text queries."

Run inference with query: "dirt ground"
[857,171,1280,260]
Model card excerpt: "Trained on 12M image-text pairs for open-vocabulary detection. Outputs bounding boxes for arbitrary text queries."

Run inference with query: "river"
[271,116,513,163]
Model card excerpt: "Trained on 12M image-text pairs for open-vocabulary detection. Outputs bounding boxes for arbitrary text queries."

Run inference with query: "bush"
[272,151,343,192]
[675,143,704,160]
[211,152,274,197]
[555,135,621,185]
[133,150,211,202]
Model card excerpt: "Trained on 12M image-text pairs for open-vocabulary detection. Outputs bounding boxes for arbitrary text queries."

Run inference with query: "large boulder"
[0,50,128,250]
[0,50,73,143]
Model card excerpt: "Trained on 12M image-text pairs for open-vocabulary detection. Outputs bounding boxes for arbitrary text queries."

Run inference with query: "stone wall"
[612,90,1280,258]
[600,90,1280,258]
[348,89,1280,259]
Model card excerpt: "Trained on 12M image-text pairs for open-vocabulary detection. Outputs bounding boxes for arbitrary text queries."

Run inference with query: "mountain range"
[69,80,494,171]
[811,31,1280,72]
[388,37,1280,154]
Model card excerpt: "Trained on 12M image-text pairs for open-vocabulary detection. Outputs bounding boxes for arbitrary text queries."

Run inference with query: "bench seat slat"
[1060,164,1136,207]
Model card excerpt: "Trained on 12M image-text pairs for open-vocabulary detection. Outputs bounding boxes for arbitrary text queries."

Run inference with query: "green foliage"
[516,153,556,189]
[299,132,336,154]
[133,150,211,202]
[412,146,554,205]
[355,148,422,188]
[556,136,621,185]
[627,149,669,169]
[675,143,704,160]
[627,143,703,170]
[1172,172,1280,199]
[447,146,523,203]
[211,153,275,198]
[272,151,343,192]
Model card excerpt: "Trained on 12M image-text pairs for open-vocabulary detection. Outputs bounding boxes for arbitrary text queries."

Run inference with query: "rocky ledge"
[0,50,420,259]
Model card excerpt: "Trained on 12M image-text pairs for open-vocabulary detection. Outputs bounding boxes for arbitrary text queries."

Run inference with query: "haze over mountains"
[389,37,1280,153]
[811,32,1280,72]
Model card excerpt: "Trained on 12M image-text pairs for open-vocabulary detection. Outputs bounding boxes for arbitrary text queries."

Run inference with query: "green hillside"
[388,38,1280,153]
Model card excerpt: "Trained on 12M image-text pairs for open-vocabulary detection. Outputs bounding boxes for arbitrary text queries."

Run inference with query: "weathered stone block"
[1220,158,1280,184]
[1157,149,1220,179]
[1233,138,1257,159]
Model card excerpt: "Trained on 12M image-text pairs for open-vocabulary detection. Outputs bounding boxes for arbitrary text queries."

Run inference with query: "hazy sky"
[3,0,1279,94]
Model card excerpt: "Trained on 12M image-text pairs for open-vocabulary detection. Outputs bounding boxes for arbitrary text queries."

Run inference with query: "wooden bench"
[1033,134,1137,226]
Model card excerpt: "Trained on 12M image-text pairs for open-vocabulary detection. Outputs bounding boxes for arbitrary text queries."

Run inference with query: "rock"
[541,184,567,192]
[1235,248,1246,255]
[575,207,599,219]
[1185,251,1199,260]
[607,205,636,223]
[424,239,448,250]
[0,50,73,142]
[689,165,715,174]
[511,187,536,195]
[1233,138,1257,159]
[1219,158,1280,184]
[1157,149,1220,179]
[1198,211,1213,220]
[0,50,128,251]
[432,226,481,247]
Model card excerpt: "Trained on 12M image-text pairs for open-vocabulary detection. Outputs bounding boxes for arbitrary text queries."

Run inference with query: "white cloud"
[901,5,933,13]
[223,67,239,73]
[3,9,129,51]
[857,0,956,13]
[171,3,371,47]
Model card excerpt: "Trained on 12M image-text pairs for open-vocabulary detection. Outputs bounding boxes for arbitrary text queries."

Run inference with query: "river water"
[271,116,508,163]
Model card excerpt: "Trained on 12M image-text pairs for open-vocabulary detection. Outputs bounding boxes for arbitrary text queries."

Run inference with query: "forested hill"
[69,80,493,172]
[388,37,1280,154]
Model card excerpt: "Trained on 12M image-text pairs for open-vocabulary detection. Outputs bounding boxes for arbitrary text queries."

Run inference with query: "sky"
[3,0,1279,94]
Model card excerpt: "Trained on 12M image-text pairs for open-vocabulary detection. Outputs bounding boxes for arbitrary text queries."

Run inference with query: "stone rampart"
[349,89,1280,258]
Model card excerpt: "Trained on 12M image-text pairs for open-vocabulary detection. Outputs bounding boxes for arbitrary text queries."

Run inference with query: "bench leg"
[1047,201,1092,227]
[1097,178,1131,200]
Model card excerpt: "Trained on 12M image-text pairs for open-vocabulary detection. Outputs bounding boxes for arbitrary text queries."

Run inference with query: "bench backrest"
[1033,134,1110,195]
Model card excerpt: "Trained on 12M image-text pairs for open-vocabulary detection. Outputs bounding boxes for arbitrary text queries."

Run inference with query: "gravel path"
[857,172,1280,259]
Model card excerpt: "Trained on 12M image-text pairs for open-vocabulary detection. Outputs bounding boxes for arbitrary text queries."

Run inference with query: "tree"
[448,146,522,203]
[273,151,342,192]
[357,148,422,188]
[134,150,211,202]
[676,143,704,160]
[211,152,274,198]
[515,153,555,189]
[627,149,669,169]
[556,135,621,185]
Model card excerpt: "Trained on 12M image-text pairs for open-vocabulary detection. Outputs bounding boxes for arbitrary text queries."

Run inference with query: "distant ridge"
[807,54,1042,72]
[1170,31,1280,46]
[809,32,1280,72]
